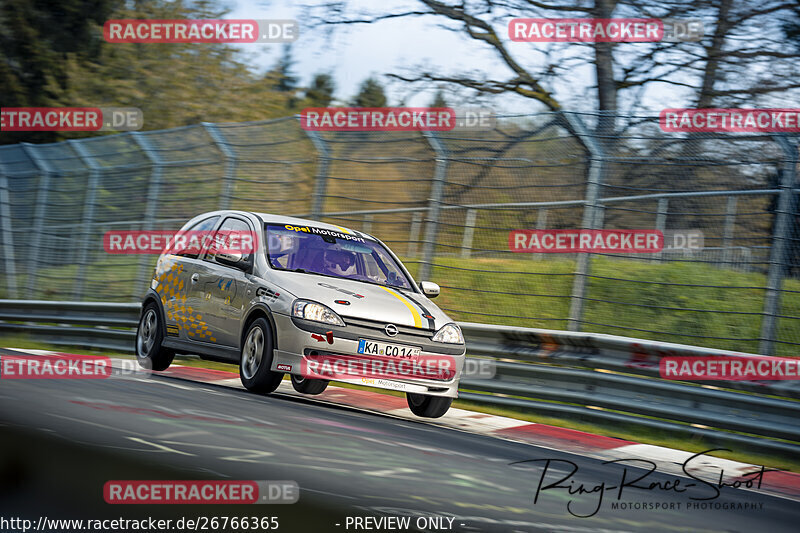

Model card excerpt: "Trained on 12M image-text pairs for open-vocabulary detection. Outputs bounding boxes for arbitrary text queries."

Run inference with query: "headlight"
[292,300,345,326]
[432,323,464,344]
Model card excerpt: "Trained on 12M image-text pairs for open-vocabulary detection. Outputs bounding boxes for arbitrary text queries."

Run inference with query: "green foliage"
[0,0,294,143]
[304,73,336,107]
[352,77,387,107]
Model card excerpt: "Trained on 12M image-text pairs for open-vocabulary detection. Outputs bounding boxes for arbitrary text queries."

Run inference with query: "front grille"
[343,316,434,338]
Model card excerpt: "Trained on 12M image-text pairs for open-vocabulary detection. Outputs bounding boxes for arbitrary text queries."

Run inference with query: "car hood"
[273,272,450,330]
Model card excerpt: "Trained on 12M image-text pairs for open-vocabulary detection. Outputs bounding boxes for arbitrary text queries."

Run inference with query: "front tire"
[135,303,174,371]
[240,318,284,394]
[406,392,452,418]
[290,374,329,395]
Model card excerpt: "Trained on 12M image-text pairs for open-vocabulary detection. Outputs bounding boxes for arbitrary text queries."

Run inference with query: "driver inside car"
[322,249,357,277]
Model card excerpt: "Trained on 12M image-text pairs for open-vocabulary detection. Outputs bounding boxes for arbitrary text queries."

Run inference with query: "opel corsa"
[135,211,466,417]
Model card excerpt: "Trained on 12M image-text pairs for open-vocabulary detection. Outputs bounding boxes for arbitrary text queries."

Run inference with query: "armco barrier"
[1,300,798,458]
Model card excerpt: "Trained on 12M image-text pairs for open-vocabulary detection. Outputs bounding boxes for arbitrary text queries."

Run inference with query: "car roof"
[222,210,373,239]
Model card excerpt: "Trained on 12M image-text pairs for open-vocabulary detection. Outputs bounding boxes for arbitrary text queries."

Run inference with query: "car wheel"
[135,303,175,371]
[406,392,452,418]
[240,317,284,394]
[290,374,329,395]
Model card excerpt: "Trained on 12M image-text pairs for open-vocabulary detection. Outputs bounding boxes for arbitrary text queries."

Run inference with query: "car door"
[157,215,220,341]
[190,215,256,348]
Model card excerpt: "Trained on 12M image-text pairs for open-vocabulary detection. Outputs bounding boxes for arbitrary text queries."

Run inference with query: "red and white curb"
[6,348,800,502]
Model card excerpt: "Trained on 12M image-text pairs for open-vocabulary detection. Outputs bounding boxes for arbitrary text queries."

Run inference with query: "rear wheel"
[290,374,329,395]
[135,303,174,371]
[406,392,452,418]
[240,318,284,394]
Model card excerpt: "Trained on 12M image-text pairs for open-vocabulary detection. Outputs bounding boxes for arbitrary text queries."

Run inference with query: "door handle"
[191,273,199,284]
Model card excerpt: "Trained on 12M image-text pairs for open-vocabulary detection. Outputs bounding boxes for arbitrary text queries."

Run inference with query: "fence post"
[68,140,100,300]
[0,161,18,298]
[563,112,606,331]
[407,212,422,258]
[722,195,737,267]
[461,209,477,258]
[653,198,669,263]
[363,214,373,234]
[203,123,237,211]
[131,133,163,300]
[21,144,53,299]
[533,208,548,261]
[305,130,330,219]
[419,131,448,282]
[759,137,798,355]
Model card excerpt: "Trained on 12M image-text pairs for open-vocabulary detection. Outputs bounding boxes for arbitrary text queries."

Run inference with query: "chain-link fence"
[0,112,798,355]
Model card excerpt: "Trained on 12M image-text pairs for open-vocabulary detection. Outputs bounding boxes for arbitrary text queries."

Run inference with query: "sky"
[227,0,551,109]
[224,0,712,114]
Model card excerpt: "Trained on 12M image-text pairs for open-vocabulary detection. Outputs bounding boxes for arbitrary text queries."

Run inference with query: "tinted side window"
[174,216,220,259]
[208,217,254,263]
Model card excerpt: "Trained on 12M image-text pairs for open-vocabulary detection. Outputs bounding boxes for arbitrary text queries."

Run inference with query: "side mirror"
[216,251,244,268]
[419,281,440,298]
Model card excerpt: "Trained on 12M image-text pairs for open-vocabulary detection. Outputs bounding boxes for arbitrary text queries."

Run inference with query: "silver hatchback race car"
[135,210,466,417]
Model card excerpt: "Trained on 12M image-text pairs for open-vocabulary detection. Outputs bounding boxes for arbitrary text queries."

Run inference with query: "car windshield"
[265,224,413,290]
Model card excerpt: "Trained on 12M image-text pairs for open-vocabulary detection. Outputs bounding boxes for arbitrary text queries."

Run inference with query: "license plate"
[357,339,420,359]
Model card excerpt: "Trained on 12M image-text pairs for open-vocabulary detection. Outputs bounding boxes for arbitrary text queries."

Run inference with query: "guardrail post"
[131,133,163,300]
[419,131,448,282]
[304,130,330,219]
[461,209,477,258]
[0,161,18,298]
[68,140,101,300]
[407,212,422,258]
[722,195,737,267]
[563,112,606,331]
[203,123,237,211]
[21,144,53,299]
[760,136,798,355]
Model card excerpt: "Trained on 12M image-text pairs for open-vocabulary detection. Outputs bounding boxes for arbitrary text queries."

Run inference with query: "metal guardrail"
[1,300,798,459]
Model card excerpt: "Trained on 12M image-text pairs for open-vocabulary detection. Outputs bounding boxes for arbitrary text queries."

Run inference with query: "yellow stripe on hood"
[380,286,422,328]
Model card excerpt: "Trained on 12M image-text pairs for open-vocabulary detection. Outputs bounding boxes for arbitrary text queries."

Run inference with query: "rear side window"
[173,216,219,259]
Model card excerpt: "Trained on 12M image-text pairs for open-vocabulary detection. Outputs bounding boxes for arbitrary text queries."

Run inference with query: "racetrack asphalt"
[0,348,797,533]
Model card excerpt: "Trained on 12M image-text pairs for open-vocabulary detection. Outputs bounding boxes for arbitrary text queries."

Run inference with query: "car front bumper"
[270,313,465,398]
